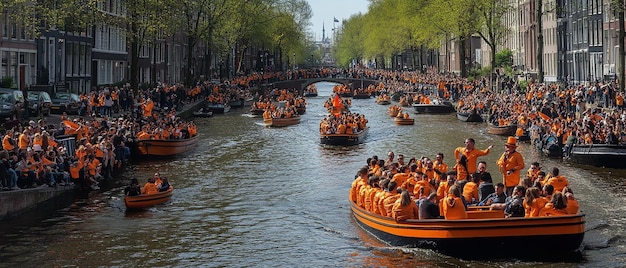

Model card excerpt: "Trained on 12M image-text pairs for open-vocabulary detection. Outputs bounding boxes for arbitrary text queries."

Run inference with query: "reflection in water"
[0,82,625,266]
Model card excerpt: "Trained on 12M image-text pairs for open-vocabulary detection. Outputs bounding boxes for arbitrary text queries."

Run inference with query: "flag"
[333,17,339,23]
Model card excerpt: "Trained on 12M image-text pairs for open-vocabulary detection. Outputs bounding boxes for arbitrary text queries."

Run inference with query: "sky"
[306,0,370,42]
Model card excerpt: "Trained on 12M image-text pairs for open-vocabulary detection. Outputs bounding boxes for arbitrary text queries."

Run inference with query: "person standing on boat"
[454,138,492,175]
[496,137,525,197]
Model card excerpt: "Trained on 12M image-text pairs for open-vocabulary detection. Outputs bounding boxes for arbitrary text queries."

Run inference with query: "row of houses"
[0,0,274,94]
[440,0,618,84]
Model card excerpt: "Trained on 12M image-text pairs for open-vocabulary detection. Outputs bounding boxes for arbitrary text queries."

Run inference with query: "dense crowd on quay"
[2,66,622,194]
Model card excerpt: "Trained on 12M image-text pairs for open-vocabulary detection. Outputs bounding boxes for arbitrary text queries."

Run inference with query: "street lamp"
[311,54,313,68]
[57,38,64,87]
[292,53,296,72]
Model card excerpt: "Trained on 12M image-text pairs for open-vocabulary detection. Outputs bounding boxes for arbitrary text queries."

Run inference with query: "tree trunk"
[186,36,195,86]
[460,35,467,78]
[491,43,497,91]
[129,20,139,94]
[151,41,157,87]
[537,0,544,83]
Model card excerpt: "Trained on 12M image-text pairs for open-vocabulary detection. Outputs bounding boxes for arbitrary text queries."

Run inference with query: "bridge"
[268,77,379,94]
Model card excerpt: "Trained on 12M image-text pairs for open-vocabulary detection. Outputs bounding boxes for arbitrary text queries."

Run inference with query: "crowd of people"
[349,136,580,222]
[0,81,208,191]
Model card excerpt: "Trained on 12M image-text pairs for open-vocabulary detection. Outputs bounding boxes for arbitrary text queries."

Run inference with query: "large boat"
[320,127,368,146]
[125,186,173,209]
[412,101,455,114]
[350,197,585,257]
[133,136,199,156]
[487,123,517,136]
[568,144,626,168]
[204,102,231,114]
[264,116,301,127]
[456,111,483,122]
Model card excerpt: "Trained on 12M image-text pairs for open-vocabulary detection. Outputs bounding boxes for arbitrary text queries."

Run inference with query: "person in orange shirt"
[392,190,419,222]
[545,167,569,192]
[437,171,456,201]
[141,177,158,195]
[2,129,16,153]
[454,138,492,174]
[539,192,569,216]
[496,137,525,197]
[18,129,30,151]
[523,187,547,217]
[563,187,579,214]
[441,185,467,220]
[462,173,480,205]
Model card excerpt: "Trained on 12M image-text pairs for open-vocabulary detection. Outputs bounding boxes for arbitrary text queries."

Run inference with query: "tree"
[476,0,512,88]
[123,0,176,92]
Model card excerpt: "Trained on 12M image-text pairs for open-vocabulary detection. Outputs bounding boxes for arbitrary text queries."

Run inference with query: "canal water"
[1,82,625,267]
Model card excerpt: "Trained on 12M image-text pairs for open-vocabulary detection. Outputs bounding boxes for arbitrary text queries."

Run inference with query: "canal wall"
[0,186,75,220]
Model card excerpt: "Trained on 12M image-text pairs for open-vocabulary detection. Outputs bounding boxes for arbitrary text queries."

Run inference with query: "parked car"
[27,90,52,117]
[0,87,24,120]
[50,92,81,115]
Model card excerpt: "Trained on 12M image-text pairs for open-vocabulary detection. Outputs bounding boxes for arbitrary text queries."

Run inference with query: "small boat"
[193,108,213,118]
[134,136,199,156]
[304,87,318,97]
[229,98,246,108]
[350,197,585,258]
[204,102,231,114]
[264,116,301,127]
[487,123,517,136]
[320,127,368,146]
[412,101,455,114]
[353,93,371,99]
[250,108,265,116]
[125,186,173,209]
[456,111,483,122]
[393,117,415,125]
[568,144,626,168]
[540,135,563,157]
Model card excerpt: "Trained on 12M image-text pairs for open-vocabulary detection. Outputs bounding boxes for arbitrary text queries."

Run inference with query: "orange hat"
[505,136,517,147]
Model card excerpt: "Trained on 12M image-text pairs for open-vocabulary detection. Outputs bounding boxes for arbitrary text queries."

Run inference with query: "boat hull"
[134,136,199,156]
[350,200,584,257]
[412,103,455,114]
[320,128,368,146]
[193,111,213,118]
[205,102,231,114]
[569,144,626,168]
[487,124,517,136]
[125,187,173,209]
[353,93,371,99]
[264,117,301,127]
[457,112,483,122]
[393,117,414,125]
